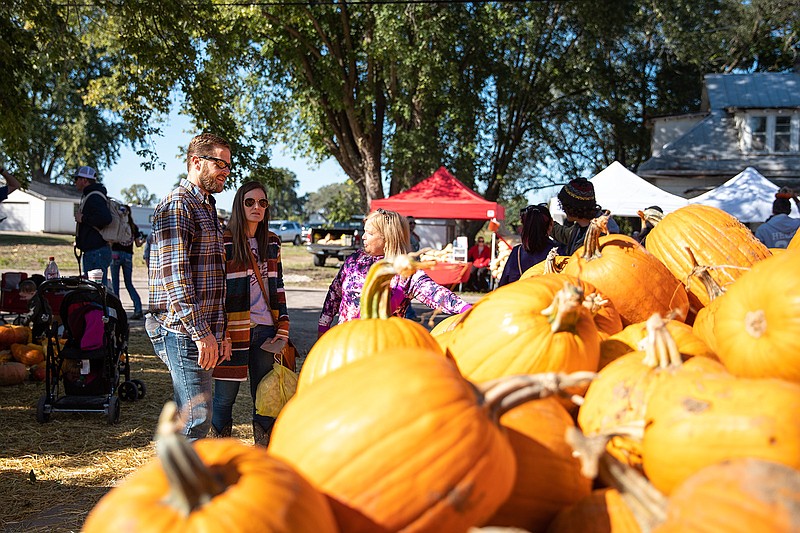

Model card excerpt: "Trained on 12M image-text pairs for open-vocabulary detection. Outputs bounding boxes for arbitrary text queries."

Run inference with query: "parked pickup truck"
[306,221,363,266]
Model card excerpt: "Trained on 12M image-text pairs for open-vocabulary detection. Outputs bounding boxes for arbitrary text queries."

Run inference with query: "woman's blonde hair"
[366,208,410,259]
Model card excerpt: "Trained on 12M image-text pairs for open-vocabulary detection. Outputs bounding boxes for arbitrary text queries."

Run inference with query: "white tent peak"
[688,166,798,223]
[549,161,688,221]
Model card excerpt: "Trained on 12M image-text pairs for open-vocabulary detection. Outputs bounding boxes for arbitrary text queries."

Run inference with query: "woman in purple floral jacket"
[318,208,472,336]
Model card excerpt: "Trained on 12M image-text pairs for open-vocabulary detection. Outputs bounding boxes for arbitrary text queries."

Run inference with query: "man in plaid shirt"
[145,133,232,440]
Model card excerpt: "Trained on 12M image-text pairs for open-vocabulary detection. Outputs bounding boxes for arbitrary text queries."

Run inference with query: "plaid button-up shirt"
[148,179,226,342]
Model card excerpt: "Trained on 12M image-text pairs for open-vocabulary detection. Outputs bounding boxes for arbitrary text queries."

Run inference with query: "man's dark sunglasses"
[197,155,232,172]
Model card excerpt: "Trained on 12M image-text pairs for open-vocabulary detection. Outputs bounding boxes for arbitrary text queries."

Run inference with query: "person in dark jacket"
[498,204,558,286]
[111,205,144,320]
[552,177,619,256]
[74,166,113,286]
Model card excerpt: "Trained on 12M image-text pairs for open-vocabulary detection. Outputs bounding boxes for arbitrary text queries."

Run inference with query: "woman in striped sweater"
[211,181,290,446]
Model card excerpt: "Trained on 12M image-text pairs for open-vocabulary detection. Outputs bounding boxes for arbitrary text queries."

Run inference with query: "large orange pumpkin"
[654,458,800,533]
[0,324,31,348]
[270,348,592,532]
[83,403,338,533]
[788,230,800,250]
[645,204,771,310]
[487,397,592,531]
[643,373,800,495]
[560,216,689,326]
[578,314,726,469]
[445,274,605,384]
[297,257,444,392]
[710,248,800,383]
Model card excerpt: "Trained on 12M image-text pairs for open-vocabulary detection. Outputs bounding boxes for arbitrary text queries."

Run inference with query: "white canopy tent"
[549,161,689,223]
[688,166,798,223]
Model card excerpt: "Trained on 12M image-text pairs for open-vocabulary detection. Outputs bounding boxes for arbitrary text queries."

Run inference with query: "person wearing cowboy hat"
[74,166,113,286]
[552,177,619,256]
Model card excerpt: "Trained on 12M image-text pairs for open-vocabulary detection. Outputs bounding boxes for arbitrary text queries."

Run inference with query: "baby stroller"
[34,277,145,424]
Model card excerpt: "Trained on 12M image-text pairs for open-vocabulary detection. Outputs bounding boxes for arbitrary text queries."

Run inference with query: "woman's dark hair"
[228,181,270,268]
[519,204,553,254]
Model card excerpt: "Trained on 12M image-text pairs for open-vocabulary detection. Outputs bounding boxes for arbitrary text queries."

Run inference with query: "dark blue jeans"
[212,324,277,435]
[111,250,142,314]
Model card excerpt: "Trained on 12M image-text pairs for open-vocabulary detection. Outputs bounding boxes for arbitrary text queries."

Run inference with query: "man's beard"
[199,167,224,194]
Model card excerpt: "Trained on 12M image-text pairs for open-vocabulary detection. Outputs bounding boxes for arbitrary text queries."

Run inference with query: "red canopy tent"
[370,167,505,221]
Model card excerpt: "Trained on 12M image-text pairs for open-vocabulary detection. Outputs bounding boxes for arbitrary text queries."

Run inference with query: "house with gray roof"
[0,180,81,234]
[638,72,800,197]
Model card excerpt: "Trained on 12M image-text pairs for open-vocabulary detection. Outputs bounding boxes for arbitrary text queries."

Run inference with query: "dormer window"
[742,111,799,153]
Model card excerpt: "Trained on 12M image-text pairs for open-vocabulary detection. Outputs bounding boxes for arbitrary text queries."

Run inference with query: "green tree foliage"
[120,184,158,207]
[304,181,362,223]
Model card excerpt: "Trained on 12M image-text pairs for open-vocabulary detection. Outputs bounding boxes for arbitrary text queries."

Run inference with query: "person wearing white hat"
[74,166,113,286]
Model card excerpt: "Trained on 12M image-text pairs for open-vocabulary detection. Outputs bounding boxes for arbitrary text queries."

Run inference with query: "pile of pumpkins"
[85,204,799,532]
[0,324,45,385]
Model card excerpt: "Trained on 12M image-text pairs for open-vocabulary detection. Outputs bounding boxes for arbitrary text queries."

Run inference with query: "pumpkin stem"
[542,282,585,333]
[640,314,683,368]
[361,255,437,319]
[478,371,596,423]
[567,426,665,531]
[543,248,559,274]
[155,402,226,516]
[686,248,726,301]
[580,215,609,261]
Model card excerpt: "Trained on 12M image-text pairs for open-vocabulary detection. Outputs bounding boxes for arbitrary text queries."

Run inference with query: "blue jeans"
[82,246,112,288]
[146,316,213,440]
[111,250,142,314]
[212,324,277,435]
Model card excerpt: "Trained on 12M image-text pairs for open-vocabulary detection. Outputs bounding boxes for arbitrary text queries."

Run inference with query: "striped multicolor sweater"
[213,229,290,381]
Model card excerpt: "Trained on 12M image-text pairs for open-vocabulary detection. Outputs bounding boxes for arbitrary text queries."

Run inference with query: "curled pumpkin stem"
[543,248,560,274]
[542,282,585,333]
[361,255,436,320]
[581,215,610,261]
[478,371,596,423]
[582,292,609,315]
[639,313,683,368]
[155,402,225,516]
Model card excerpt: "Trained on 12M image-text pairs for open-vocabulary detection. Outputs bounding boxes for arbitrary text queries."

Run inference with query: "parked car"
[268,220,303,245]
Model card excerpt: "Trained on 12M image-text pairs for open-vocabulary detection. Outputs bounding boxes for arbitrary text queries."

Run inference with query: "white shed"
[0,181,80,234]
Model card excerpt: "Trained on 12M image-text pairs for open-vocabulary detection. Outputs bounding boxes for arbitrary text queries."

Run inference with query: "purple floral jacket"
[318,250,472,333]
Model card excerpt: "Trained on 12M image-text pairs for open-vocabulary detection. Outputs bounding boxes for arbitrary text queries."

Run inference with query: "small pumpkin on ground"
[83,402,339,533]
[0,361,28,386]
[546,488,642,533]
[10,343,44,366]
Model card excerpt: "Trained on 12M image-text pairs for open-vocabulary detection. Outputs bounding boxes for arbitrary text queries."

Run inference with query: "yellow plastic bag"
[255,362,298,417]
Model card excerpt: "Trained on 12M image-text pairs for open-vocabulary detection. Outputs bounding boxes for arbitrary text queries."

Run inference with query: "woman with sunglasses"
[498,204,559,287]
[211,181,290,447]
[318,208,472,335]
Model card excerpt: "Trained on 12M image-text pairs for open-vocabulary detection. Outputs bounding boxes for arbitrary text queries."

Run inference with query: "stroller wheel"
[106,396,120,425]
[131,379,147,400]
[36,395,51,424]
[117,381,139,402]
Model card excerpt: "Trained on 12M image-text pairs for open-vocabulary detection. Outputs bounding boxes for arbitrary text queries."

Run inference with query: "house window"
[745,113,799,153]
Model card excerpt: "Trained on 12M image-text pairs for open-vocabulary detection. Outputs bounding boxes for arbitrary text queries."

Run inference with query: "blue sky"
[103,111,348,212]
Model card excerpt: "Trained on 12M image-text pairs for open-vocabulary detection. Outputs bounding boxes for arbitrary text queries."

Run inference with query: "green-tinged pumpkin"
[445,274,605,384]
[645,204,771,310]
[487,397,591,531]
[710,248,800,383]
[654,459,800,533]
[643,373,800,495]
[84,404,339,533]
[560,216,689,326]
